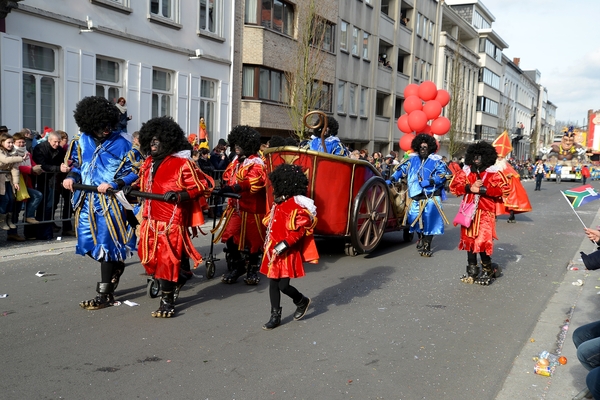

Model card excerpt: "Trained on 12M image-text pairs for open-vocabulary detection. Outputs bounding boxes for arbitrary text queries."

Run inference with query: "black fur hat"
[228,125,261,155]
[73,96,120,134]
[464,141,497,172]
[138,116,191,157]
[411,134,437,154]
[269,164,309,198]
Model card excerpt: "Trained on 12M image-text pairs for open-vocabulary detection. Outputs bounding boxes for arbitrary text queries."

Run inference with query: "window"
[394,97,403,119]
[200,78,217,142]
[416,13,421,36]
[340,21,348,51]
[22,42,56,131]
[311,18,335,52]
[337,80,346,113]
[352,27,359,56]
[312,81,332,112]
[375,92,389,117]
[362,32,370,59]
[349,84,357,116]
[381,0,393,17]
[150,0,177,20]
[152,68,173,117]
[413,56,420,80]
[481,68,500,90]
[476,96,498,116]
[360,87,367,117]
[479,38,502,63]
[200,0,221,35]
[242,65,288,103]
[428,21,434,42]
[96,57,122,102]
[472,11,491,29]
[245,0,294,36]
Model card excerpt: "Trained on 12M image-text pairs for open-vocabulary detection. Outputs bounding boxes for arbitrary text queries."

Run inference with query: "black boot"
[507,210,516,223]
[416,233,424,250]
[262,307,282,330]
[244,265,260,285]
[222,261,246,284]
[460,264,479,284]
[293,296,311,321]
[475,262,501,285]
[110,262,125,290]
[419,241,432,257]
[80,282,115,310]
[152,291,175,318]
[174,270,193,300]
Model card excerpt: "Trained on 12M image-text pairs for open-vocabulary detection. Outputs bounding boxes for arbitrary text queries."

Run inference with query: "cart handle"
[303,110,328,152]
[72,183,241,201]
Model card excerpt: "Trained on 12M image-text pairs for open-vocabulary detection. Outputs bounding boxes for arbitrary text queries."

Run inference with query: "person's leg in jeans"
[25,188,43,222]
[574,320,600,371]
[586,367,600,400]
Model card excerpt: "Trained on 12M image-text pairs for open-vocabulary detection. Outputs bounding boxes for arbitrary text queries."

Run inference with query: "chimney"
[513,57,520,67]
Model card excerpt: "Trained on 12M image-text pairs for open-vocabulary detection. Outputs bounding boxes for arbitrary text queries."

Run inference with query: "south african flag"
[562,185,600,208]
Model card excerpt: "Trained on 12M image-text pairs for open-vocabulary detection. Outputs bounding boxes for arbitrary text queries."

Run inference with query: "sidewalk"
[497,208,600,399]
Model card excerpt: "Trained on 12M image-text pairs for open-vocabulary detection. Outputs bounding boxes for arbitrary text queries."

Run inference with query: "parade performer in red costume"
[260,164,318,330]
[492,131,532,223]
[133,116,213,318]
[212,125,266,285]
[449,141,510,285]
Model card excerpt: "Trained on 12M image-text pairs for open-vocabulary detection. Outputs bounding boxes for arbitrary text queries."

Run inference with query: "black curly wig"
[138,116,191,157]
[268,135,287,148]
[284,137,298,146]
[411,134,437,154]
[269,164,309,198]
[315,115,339,137]
[73,96,120,134]
[228,125,261,155]
[464,141,497,173]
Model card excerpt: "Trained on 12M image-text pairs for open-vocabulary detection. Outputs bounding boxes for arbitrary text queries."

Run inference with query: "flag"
[562,185,600,208]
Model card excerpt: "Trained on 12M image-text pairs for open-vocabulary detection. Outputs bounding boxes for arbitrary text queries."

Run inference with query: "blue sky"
[481,0,600,126]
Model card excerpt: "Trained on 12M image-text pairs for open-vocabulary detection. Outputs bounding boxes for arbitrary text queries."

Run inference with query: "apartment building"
[233,0,441,155]
[0,0,233,144]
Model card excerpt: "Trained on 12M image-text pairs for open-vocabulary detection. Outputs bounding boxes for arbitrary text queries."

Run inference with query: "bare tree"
[444,45,467,159]
[284,0,336,141]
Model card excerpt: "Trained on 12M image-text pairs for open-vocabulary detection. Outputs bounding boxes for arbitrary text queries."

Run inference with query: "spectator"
[18,128,37,153]
[304,116,349,156]
[53,130,74,236]
[582,165,591,185]
[32,130,68,240]
[0,133,27,232]
[533,158,546,191]
[7,132,43,241]
[115,97,132,133]
[210,143,229,172]
[196,148,214,175]
[555,164,563,184]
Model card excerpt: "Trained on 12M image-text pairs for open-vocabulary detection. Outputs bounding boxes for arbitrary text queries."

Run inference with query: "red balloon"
[420,124,431,135]
[399,133,415,152]
[418,81,438,101]
[423,100,442,120]
[430,116,451,135]
[408,110,428,132]
[403,95,423,114]
[397,114,412,134]
[435,89,451,107]
[403,83,419,98]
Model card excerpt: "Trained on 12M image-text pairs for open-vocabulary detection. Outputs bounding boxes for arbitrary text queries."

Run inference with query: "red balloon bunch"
[397,81,452,151]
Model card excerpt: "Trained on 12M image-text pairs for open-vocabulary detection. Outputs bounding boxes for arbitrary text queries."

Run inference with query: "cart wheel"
[350,176,390,254]
[147,278,160,298]
[403,228,414,243]
[344,243,358,257]
[206,259,216,279]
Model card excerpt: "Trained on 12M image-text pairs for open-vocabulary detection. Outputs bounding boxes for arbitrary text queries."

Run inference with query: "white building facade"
[0,0,233,143]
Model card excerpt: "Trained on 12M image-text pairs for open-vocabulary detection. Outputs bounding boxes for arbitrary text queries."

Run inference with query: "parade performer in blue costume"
[63,96,139,310]
[305,116,349,156]
[386,134,449,257]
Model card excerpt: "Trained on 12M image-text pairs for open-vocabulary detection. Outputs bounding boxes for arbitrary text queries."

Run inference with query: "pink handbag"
[453,195,479,228]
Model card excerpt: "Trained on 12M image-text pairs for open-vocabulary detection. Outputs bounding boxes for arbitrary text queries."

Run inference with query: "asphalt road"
[0,178,596,400]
